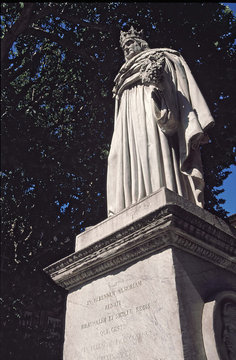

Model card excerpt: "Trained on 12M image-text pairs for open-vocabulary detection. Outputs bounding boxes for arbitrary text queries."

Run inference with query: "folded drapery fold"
[107,48,214,216]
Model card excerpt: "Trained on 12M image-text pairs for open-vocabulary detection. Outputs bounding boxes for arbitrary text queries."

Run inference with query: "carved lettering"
[81,316,106,329]
[86,281,143,306]
[77,278,170,358]
[117,280,142,294]
[88,291,116,305]
[105,300,121,310]
[136,303,150,312]
[115,308,132,319]
[111,324,125,333]
[97,349,135,360]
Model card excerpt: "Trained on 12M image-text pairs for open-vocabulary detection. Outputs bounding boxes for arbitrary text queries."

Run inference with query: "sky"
[216,4,236,216]
[3,3,235,216]
[223,2,236,15]
[218,164,236,215]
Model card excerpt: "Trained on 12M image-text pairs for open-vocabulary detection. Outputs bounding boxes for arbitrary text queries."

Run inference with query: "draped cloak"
[107,48,214,216]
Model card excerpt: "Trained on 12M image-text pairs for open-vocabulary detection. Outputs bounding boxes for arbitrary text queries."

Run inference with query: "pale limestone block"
[44,190,236,359]
[202,301,220,360]
[63,249,185,360]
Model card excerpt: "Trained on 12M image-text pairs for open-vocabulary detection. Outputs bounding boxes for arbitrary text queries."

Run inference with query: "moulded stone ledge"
[44,188,236,291]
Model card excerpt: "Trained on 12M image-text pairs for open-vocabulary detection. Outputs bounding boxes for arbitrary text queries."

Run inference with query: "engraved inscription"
[105,300,121,310]
[86,281,142,306]
[71,253,182,360]
[77,278,165,359]
[81,316,107,329]
[136,303,150,312]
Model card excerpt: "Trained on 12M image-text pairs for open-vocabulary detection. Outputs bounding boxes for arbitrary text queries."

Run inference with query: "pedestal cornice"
[44,188,236,290]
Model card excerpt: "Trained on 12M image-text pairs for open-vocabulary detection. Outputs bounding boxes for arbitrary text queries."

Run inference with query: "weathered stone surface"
[60,248,236,360]
[64,249,186,360]
[75,187,233,252]
[213,291,236,360]
[107,27,215,215]
[44,188,236,291]
[202,291,236,360]
[172,249,236,359]
[202,301,220,360]
[44,188,236,359]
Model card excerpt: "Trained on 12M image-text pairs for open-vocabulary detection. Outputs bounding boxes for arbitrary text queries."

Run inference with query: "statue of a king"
[107,27,214,216]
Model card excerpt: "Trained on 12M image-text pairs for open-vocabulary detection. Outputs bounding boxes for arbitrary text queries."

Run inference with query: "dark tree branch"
[30,7,54,23]
[49,10,109,31]
[14,81,35,102]
[29,26,96,62]
[1,3,35,66]
[2,51,41,89]
[1,3,108,68]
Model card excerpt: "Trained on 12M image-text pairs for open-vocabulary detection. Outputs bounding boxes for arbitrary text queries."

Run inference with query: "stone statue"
[214,292,236,360]
[222,301,236,360]
[107,27,214,216]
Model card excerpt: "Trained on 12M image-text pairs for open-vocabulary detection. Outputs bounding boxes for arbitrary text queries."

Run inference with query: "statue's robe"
[107,48,214,216]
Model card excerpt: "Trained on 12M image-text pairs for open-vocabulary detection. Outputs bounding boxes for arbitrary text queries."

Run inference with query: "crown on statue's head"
[120,26,144,48]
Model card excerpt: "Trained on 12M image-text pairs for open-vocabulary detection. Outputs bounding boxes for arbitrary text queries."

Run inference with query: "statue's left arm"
[140,51,180,136]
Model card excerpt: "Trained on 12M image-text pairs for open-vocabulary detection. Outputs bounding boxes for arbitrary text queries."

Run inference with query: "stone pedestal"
[44,188,236,360]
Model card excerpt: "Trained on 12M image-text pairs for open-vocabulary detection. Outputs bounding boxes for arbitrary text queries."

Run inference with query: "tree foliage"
[1,3,235,359]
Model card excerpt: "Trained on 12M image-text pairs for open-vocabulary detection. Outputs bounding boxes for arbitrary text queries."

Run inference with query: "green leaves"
[1,3,235,358]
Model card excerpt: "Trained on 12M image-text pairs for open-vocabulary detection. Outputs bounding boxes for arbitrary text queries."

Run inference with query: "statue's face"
[123,39,142,60]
